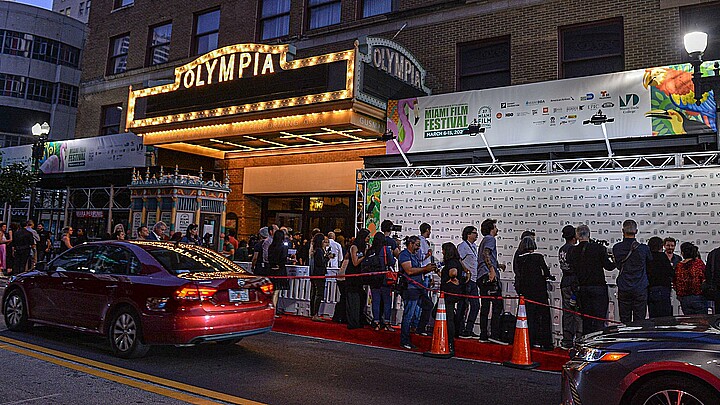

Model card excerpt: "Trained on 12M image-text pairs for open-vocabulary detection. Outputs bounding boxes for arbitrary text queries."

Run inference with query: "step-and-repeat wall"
[371,167,720,281]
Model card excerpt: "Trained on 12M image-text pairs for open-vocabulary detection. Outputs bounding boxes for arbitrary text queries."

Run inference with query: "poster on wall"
[0,133,146,173]
[146,212,157,230]
[160,212,172,234]
[175,212,194,233]
[131,212,142,238]
[367,167,720,281]
[386,61,718,155]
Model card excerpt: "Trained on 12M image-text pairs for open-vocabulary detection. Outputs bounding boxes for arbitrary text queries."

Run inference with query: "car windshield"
[131,241,246,275]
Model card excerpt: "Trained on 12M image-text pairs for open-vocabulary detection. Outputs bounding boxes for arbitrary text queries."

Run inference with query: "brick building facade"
[77,0,720,238]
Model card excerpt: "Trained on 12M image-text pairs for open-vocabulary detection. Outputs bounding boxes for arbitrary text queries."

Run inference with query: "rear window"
[132,241,246,275]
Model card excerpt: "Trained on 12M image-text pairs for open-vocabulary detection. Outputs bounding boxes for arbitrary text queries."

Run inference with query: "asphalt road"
[0,285,561,405]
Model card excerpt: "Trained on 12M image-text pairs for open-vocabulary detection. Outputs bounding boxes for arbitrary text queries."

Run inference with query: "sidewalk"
[272,314,569,371]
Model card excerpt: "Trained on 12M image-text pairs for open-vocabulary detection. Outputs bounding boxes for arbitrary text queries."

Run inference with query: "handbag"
[383,248,398,287]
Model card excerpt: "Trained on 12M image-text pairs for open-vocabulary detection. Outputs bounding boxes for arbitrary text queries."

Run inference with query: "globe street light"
[28,122,50,220]
[683,31,720,106]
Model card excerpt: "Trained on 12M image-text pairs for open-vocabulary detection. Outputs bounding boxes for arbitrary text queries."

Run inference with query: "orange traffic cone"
[503,296,539,369]
[423,292,453,359]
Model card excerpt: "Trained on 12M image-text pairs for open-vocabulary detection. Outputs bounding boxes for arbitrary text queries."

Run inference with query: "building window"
[457,37,511,91]
[101,104,123,135]
[308,0,341,30]
[108,34,130,75]
[113,0,133,9]
[78,2,85,16]
[2,31,32,57]
[680,1,720,61]
[560,19,624,79]
[0,74,26,98]
[26,78,54,104]
[259,0,290,40]
[148,23,172,66]
[58,44,81,68]
[56,83,79,107]
[193,9,220,56]
[362,0,393,18]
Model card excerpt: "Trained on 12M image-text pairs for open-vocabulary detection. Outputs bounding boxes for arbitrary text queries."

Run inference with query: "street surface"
[0,284,560,405]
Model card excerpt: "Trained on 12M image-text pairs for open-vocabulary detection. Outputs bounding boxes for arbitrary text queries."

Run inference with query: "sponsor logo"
[568,114,577,119]
[496,112,503,119]
[588,103,599,110]
[532,109,538,115]
[550,96,575,102]
[580,93,594,101]
[525,99,546,106]
[553,107,563,113]
[517,111,530,117]
[477,106,492,129]
[505,112,514,117]
[602,102,615,108]
[567,106,579,112]
[619,93,640,114]
[500,102,519,108]
[599,90,611,99]
[550,117,556,126]
[542,107,549,115]
[532,120,547,126]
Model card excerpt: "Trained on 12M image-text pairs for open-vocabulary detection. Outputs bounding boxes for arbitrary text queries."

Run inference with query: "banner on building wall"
[367,167,720,280]
[0,133,146,174]
[386,61,718,155]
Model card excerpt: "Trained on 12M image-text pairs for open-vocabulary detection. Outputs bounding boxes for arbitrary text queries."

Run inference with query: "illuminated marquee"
[126,43,355,130]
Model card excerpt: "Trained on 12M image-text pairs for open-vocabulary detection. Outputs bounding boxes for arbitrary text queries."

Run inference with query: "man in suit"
[147,221,168,241]
[12,221,36,274]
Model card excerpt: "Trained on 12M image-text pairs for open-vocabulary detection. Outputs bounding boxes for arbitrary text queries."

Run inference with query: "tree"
[0,162,38,207]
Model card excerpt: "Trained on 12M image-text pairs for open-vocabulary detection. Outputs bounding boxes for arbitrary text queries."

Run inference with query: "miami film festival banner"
[386,61,718,155]
[0,133,146,174]
[365,167,720,281]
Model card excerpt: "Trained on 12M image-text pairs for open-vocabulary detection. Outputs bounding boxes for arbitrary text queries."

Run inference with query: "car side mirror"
[35,261,48,272]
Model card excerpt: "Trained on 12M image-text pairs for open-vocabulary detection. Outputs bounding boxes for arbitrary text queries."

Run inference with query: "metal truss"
[357,152,720,181]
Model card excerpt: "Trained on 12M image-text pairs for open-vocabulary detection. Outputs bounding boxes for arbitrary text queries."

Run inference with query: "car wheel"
[3,289,32,331]
[216,338,243,345]
[631,375,720,405]
[109,308,150,359]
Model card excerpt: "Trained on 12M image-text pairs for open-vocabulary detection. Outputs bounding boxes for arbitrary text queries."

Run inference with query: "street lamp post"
[683,31,720,145]
[29,122,50,221]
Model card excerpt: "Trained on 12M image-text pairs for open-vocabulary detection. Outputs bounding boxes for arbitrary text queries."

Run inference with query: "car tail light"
[260,283,274,294]
[175,284,218,301]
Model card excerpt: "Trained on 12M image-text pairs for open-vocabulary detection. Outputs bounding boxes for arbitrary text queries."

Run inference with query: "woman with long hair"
[310,232,330,321]
[59,227,73,254]
[268,229,289,316]
[0,222,11,276]
[368,232,396,331]
[674,242,707,315]
[514,236,554,351]
[440,242,465,353]
[346,228,370,329]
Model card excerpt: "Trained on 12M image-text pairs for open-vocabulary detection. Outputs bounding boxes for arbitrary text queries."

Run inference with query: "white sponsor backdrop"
[380,167,720,282]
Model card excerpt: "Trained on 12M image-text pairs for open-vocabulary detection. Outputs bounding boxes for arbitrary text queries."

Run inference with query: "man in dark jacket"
[567,224,616,334]
[706,246,720,310]
[612,219,652,324]
[11,221,36,274]
[559,225,581,349]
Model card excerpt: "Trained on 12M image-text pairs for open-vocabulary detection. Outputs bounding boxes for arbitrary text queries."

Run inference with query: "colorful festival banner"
[0,133,146,174]
[386,61,718,155]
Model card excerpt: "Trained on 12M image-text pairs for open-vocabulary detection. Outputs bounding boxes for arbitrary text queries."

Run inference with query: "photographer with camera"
[478,219,505,343]
[398,235,437,350]
[567,224,616,334]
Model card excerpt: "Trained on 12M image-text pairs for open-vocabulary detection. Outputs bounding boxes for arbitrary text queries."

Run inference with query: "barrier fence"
[235,263,669,340]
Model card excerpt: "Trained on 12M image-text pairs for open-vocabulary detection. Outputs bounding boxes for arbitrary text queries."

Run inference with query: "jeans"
[400,289,422,345]
[647,286,673,318]
[577,285,609,335]
[310,279,326,317]
[561,286,582,347]
[416,293,434,333]
[679,295,707,315]
[618,288,647,324]
[371,286,393,324]
[479,280,503,338]
[463,280,480,334]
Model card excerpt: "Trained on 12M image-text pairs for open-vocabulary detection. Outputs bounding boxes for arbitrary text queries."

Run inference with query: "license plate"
[229,289,249,302]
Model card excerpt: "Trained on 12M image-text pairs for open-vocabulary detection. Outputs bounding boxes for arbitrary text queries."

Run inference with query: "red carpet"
[272,315,569,371]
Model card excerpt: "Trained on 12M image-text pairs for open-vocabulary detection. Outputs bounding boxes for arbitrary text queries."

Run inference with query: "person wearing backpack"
[612,220,652,324]
[367,232,396,331]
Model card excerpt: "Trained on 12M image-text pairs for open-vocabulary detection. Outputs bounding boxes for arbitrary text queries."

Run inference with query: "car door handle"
[106,284,119,289]
[62,281,73,285]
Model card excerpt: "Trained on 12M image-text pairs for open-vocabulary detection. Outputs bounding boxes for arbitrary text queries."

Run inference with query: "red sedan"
[2,241,275,358]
